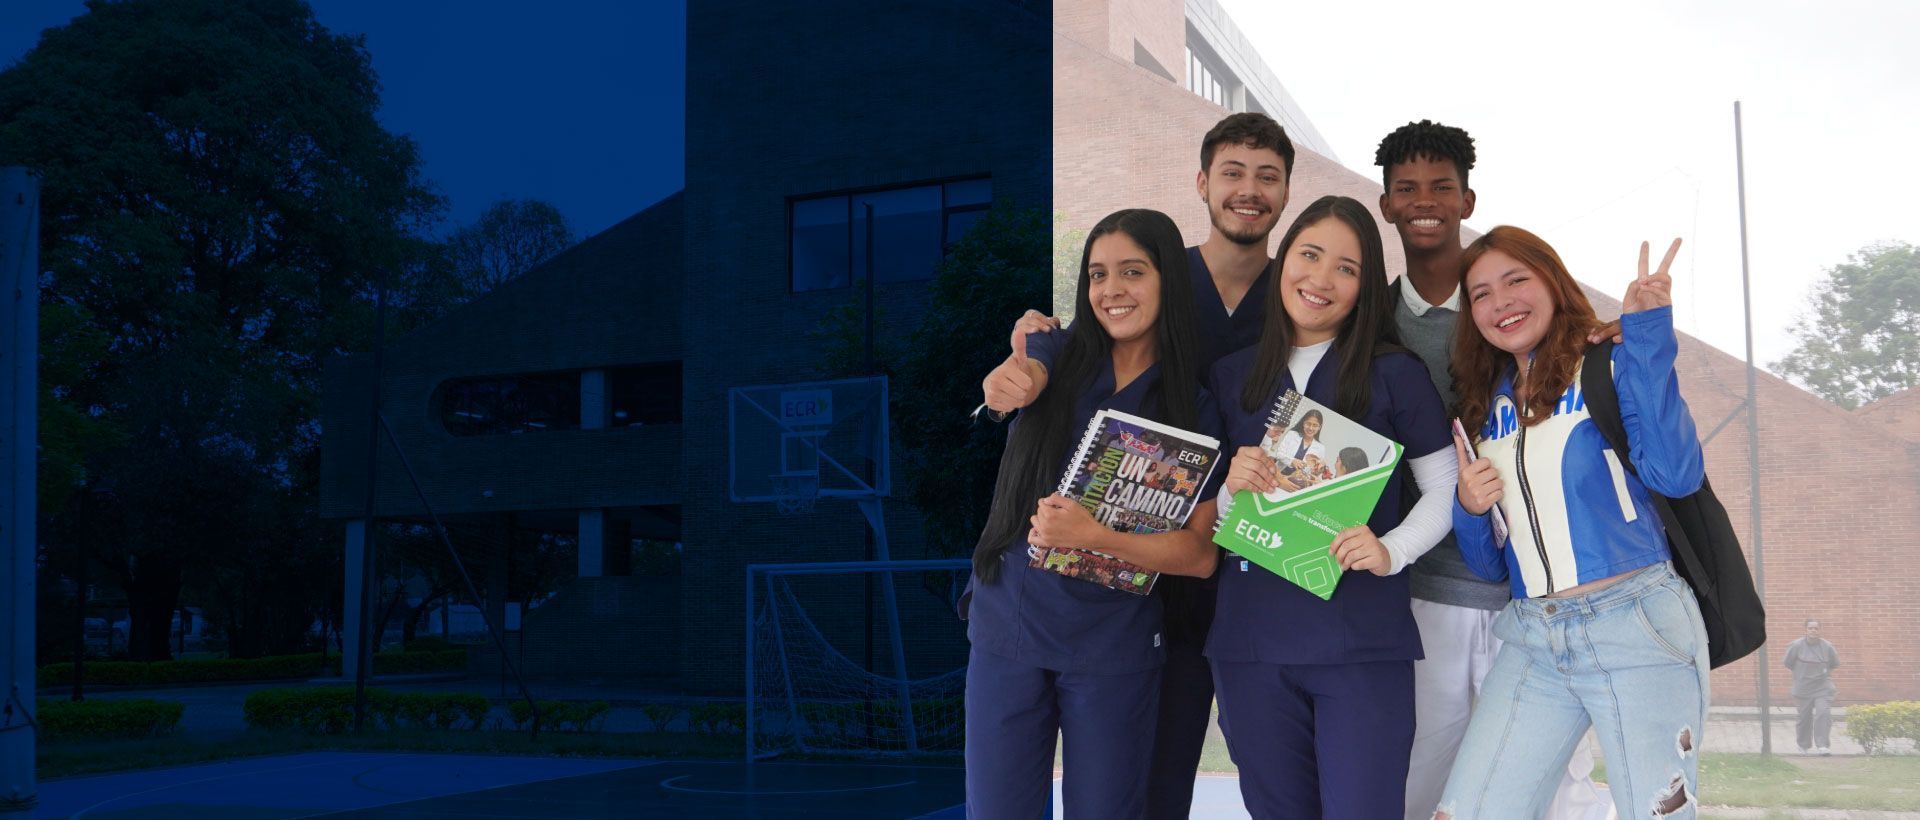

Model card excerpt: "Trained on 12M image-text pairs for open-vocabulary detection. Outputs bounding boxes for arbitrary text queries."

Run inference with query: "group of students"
[963,114,1712,820]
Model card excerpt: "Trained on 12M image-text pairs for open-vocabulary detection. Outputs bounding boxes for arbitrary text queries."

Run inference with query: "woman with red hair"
[1440,227,1710,819]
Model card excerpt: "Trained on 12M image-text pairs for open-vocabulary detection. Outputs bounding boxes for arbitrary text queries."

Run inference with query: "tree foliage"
[0,0,442,659]
[445,198,575,299]
[807,209,1051,559]
[894,208,1052,558]
[1774,242,1920,410]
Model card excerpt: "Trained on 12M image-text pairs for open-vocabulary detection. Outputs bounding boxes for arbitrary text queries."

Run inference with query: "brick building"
[321,0,1051,693]
[1054,0,1918,705]
[321,0,1917,705]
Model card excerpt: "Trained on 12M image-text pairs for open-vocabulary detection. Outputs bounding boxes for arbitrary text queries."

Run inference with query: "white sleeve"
[1378,448,1460,575]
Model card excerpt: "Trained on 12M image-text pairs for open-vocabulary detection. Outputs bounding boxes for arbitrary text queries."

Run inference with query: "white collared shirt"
[1399,275,1461,316]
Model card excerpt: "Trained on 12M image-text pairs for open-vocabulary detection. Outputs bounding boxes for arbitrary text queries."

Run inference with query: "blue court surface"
[35,753,968,819]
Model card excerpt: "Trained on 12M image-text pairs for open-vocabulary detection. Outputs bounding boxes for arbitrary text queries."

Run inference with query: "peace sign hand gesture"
[1622,238,1681,314]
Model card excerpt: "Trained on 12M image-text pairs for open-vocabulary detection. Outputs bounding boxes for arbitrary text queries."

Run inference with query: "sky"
[1220,0,1920,370]
[0,0,686,241]
[6,1,1913,372]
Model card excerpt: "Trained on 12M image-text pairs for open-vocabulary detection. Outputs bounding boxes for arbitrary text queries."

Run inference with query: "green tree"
[0,0,443,659]
[1774,242,1920,409]
[893,208,1051,558]
[1052,209,1086,323]
[812,209,1051,559]
[446,198,575,299]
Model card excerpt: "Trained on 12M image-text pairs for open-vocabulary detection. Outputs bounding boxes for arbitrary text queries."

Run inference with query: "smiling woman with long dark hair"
[1204,195,1457,818]
[963,208,1224,818]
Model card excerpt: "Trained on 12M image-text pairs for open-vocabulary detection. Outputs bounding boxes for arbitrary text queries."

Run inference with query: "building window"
[1185,43,1233,108]
[439,372,582,436]
[609,362,682,426]
[789,176,992,292]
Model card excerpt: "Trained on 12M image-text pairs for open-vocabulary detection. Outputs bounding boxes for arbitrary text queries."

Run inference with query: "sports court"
[33,753,969,819]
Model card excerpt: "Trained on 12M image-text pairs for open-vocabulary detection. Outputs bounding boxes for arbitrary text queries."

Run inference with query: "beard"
[1210,204,1273,246]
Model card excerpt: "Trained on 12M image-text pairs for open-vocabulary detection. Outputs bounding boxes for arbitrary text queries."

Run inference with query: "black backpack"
[1580,341,1766,669]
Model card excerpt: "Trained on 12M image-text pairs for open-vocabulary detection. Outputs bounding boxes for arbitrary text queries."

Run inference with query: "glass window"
[789,176,991,291]
[791,196,851,292]
[945,209,986,250]
[609,362,682,426]
[440,372,582,436]
[945,178,992,208]
[853,186,942,285]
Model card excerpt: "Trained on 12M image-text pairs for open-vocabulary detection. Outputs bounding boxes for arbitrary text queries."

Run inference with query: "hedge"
[1847,700,1920,754]
[36,698,183,740]
[689,702,747,735]
[639,702,685,732]
[243,687,492,734]
[37,648,469,688]
[506,700,611,733]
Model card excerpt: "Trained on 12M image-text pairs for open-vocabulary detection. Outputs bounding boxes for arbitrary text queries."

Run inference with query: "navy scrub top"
[1031,247,1269,374]
[967,358,1223,675]
[1203,344,1451,666]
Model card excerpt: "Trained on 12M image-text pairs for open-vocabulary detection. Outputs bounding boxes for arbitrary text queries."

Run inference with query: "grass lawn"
[38,730,743,780]
[1690,754,1920,812]
[1189,700,1920,814]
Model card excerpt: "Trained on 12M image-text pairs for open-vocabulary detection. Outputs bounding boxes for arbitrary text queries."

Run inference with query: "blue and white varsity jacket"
[1452,306,1704,599]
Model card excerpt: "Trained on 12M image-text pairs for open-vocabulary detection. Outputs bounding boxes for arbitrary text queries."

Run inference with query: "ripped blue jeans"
[1436,562,1709,819]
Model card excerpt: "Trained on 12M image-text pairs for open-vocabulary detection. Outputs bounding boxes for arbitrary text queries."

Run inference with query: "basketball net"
[771,472,819,516]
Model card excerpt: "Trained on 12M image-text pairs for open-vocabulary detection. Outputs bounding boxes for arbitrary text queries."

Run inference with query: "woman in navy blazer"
[1206,196,1458,819]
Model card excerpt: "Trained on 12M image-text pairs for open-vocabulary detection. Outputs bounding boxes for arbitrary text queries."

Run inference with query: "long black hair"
[971,209,1203,583]
[1239,195,1404,420]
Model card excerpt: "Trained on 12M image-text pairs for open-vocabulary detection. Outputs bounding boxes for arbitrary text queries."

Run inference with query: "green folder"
[1211,390,1402,600]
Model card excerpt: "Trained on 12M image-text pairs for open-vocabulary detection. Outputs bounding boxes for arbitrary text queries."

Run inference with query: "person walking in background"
[1784,619,1840,755]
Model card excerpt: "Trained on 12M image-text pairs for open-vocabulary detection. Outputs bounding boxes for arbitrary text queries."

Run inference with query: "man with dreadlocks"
[1376,119,1615,820]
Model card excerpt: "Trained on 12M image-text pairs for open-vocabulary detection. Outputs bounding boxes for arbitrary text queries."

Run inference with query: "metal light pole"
[2,168,42,819]
[1734,101,1773,755]
[352,268,388,732]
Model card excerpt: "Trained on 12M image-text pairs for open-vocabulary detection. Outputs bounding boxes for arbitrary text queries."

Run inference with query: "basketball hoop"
[771,472,819,516]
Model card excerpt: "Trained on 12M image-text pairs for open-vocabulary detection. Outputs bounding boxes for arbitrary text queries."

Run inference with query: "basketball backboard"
[728,376,890,504]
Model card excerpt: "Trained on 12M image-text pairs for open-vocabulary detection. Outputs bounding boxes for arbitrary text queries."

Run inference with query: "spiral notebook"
[1028,409,1222,595]
[1212,390,1402,600]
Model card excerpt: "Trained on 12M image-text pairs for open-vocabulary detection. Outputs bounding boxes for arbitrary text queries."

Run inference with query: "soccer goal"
[745,559,972,761]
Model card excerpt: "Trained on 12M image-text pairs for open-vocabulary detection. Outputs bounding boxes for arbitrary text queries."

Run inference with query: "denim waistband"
[1508,562,1681,622]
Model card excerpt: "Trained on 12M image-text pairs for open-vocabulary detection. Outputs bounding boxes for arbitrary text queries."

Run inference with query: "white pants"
[1406,599,1616,820]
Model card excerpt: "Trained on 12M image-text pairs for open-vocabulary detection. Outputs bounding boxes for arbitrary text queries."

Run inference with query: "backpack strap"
[1578,341,1629,457]
[1577,340,1717,597]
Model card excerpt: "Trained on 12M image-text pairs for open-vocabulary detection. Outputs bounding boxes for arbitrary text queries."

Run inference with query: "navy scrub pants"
[965,646,1161,819]
[1145,610,1215,818]
[1211,657,1415,819]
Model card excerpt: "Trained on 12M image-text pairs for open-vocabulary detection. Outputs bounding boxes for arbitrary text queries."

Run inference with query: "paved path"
[63,679,1916,819]
[86,678,1879,756]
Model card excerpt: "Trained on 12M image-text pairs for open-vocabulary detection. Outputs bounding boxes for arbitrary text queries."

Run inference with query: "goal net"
[745,559,971,760]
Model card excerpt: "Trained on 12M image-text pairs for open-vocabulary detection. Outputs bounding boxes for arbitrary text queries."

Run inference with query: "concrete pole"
[341,520,368,682]
[2,168,42,818]
[578,510,606,578]
[579,369,609,578]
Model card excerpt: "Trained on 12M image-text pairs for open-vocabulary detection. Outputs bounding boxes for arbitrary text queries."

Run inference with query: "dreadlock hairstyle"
[971,209,1203,583]
[1239,196,1405,420]
[1452,226,1603,433]
[1201,112,1296,184]
[1373,119,1477,190]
